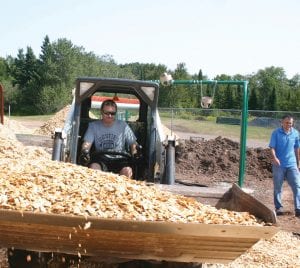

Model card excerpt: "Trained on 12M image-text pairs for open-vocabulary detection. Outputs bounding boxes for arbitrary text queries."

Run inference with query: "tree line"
[0,35,299,115]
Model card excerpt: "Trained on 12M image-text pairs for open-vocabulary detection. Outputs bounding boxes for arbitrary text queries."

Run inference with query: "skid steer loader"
[52,77,175,184]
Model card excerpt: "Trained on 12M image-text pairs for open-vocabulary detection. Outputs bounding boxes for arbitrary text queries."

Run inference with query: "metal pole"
[238,81,249,187]
[163,140,176,184]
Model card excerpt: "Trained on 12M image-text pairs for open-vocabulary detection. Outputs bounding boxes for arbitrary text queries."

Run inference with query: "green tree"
[0,57,9,81]
[248,88,258,110]
[36,37,80,113]
[120,62,167,81]
[171,63,194,107]
[251,66,288,111]
[198,69,203,80]
[38,35,60,87]
[214,74,231,109]
[0,56,18,113]
[269,87,277,111]
[9,47,40,113]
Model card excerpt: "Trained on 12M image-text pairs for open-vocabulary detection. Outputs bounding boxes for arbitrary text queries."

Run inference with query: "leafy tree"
[289,74,300,87]
[248,88,258,110]
[9,47,40,113]
[198,69,203,81]
[223,84,234,109]
[171,63,195,107]
[37,37,87,113]
[0,57,9,81]
[214,74,231,109]
[38,35,60,87]
[0,56,17,113]
[251,66,288,111]
[269,87,277,111]
[120,62,167,81]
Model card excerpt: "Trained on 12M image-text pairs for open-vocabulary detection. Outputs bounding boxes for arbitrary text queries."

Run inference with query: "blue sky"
[1,0,299,79]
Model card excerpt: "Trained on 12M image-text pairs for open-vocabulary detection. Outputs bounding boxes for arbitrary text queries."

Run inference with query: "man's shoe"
[295,211,300,218]
[275,208,284,216]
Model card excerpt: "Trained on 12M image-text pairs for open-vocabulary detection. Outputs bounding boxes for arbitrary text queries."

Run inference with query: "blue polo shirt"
[269,127,300,168]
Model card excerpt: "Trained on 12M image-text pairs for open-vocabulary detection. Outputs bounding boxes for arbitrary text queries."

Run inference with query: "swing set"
[158,75,249,187]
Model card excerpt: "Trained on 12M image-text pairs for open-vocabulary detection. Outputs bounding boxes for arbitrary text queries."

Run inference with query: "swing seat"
[201,96,213,108]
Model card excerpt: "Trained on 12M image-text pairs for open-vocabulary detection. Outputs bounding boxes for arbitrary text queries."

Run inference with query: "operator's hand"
[132,153,140,161]
[132,145,143,162]
[80,148,90,164]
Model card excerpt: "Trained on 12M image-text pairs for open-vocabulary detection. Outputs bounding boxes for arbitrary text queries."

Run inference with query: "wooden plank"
[0,209,278,264]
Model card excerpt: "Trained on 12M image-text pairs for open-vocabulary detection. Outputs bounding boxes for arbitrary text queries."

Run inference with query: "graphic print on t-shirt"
[97,133,117,150]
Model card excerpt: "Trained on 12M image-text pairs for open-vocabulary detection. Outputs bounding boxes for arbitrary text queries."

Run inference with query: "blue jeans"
[272,165,300,213]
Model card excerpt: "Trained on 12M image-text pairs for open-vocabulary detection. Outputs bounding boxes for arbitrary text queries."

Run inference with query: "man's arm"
[270,147,280,166]
[295,147,300,169]
[82,141,92,152]
[80,141,92,165]
[130,143,137,156]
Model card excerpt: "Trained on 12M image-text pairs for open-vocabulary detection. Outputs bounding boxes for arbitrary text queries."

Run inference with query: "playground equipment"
[199,80,217,108]
[158,76,249,187]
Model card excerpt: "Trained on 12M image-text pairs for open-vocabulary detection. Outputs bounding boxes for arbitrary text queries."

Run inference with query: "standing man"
[269,114,300,218]
[81,99,137,179]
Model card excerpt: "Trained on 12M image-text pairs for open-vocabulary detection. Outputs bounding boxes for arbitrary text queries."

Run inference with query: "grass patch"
[161,118,272,142]
[10,115,53,122]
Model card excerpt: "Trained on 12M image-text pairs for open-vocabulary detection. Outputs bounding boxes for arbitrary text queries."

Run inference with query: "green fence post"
[238,81,249,187]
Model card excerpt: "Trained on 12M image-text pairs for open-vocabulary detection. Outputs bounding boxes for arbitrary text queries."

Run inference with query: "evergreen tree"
[198,69,203,80]
[0,57,9,80]
[9,47,40,113]
[269,87,277,111]
[248,88,258,110]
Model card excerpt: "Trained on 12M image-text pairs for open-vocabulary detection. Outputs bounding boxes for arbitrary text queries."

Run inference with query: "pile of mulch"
[34,105,71,136]
[175,136,272,187]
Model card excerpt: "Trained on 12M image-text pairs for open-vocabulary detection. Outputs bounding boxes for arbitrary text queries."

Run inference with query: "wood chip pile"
[33,105,71,136]
[0,136,260,225]
[0,116,30,140]
[210,231,300,267]
[0,123,16,140]
[0,137,50,160]
[0,116,32,138]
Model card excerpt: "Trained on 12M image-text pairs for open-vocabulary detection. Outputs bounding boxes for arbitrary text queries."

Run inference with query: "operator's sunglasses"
[102,111,116,116]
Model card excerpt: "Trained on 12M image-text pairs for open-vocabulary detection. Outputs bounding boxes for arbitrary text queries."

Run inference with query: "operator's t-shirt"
[269,127,300,168]
[83,120,136,153]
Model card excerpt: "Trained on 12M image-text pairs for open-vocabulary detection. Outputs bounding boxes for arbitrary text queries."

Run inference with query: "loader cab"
[79,93,146,155]
[58,78,166,182]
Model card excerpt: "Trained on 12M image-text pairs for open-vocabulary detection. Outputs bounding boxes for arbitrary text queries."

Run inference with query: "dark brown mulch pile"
[175,136,272,186]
